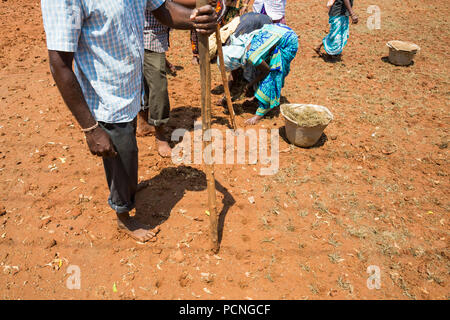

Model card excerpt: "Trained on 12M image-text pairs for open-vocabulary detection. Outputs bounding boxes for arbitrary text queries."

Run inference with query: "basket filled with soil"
[280,104,333,147]
[386,40,420,66]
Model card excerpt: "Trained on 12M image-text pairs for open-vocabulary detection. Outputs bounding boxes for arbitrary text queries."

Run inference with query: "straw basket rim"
[280,104,334,128]
[386,40,420,53]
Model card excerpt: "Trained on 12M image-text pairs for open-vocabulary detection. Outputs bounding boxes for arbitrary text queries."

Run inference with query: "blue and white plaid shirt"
[144,3,170,53]
[41,0,165,123]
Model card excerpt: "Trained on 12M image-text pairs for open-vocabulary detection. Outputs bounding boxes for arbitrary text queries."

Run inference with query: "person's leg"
[314,42,323,56]
[137,74,156,137]
[247,64,282,125]
[100,119,159,242]
[272,16,287,24]
[137,110,155,136]
[245,102,267,125]
[143,50,172,158]
[314,20,328,56]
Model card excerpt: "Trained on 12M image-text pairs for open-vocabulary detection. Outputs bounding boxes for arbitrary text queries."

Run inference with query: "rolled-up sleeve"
[147,0,165,12]
[41,0,84,52]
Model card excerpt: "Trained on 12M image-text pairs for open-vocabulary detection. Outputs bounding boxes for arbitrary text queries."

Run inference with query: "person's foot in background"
[155,125,172,158]
[136,109,155,137]
[314,43,324,56]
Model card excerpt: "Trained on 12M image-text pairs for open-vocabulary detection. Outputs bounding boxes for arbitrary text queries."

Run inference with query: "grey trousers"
[99,119,138,214]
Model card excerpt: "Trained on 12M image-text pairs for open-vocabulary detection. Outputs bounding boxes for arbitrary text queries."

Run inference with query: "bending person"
[220,23,298,125]
[217,12,272,106]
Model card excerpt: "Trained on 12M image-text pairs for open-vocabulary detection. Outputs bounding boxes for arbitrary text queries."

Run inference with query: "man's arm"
[48,50,117,157]
[152,1,217,34]
[172,0,196,9]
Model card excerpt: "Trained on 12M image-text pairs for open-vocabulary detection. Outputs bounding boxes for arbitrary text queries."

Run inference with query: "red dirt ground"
[0,0,448,299]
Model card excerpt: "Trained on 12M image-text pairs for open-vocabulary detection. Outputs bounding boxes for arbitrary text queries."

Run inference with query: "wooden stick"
[215,24,237,130]
[197,0,219,253]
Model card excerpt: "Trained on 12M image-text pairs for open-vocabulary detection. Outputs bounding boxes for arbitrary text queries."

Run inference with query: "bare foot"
[245,115,263,125]
[191,55,199,65]
[156,137,172,158]
[116,212,160,242]
[136,110,155,137]
[155,126,172,158]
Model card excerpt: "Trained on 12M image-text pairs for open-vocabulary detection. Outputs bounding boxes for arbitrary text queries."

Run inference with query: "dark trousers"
[143,50,170,127]
[99,119,138,214]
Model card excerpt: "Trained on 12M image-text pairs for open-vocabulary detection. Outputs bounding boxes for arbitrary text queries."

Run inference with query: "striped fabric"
[41,0,164,123]
[144,5,170,53]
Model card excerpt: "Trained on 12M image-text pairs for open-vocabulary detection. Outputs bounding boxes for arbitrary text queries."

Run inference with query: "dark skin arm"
[48,50,117,157]
[243,59,271,125]
[244,41,272,95]
[244,60,270,96]
[152,0,217,34]
[47,2,218,158]
[343,0,358,24]
[172,0,196,9]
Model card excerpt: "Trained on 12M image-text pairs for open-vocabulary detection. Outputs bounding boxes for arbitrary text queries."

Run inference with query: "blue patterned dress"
[244,24,298,116]
[322,15,350,56]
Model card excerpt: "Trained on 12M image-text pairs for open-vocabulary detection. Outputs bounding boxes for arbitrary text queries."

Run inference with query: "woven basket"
[281,104,333,148]
[387,40,420,66]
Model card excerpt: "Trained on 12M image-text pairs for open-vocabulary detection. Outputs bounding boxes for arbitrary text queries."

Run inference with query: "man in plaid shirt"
[137,6,173,158]
[42,0,217,242]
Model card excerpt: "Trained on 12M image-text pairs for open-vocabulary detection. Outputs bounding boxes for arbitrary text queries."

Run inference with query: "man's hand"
[48,50,114,158]
[190,5,217,35]
[85,126,117,157]
[351,13,359,24]
[153,1,217,35]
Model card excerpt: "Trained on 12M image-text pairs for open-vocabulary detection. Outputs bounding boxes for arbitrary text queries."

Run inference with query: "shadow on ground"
[135,165,235,244]
[165,105,232,144]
